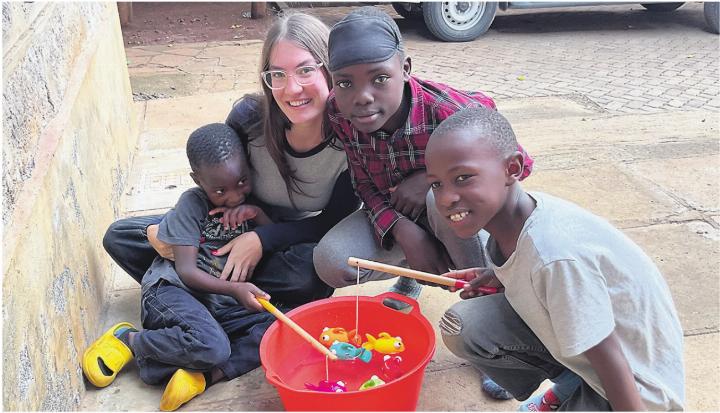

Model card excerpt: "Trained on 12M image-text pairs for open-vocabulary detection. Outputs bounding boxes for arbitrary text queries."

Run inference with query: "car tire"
[392,2,422,19]
[704,2,719,34]
[423,1,498,42]
[640,2,684,12]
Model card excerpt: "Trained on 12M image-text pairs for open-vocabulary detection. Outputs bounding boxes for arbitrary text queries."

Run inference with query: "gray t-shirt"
[248,134,348,222]
[225,96,358,253]
[141,187,252,311]
[487,192,684,410]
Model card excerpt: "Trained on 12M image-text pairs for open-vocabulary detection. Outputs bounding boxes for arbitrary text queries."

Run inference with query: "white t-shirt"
[486,191,684,410]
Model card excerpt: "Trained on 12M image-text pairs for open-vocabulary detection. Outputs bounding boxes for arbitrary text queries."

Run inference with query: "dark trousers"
[135,280,286,384]
[103,215,162,284]
[440,294,612,411]
[104,215,334,383]
[102,215,333,306]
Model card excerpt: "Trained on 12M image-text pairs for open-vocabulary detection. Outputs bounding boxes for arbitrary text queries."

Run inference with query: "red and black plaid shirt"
[328,75,534,248]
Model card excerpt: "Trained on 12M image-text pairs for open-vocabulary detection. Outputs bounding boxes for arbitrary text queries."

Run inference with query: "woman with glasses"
[103,13,358,309]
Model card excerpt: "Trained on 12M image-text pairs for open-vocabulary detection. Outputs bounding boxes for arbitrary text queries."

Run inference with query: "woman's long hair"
[258,13,334,207]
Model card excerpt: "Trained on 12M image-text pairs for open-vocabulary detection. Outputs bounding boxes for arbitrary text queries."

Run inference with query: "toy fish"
[362,332,405,354]
[359,375,386,391]
[329,341,372,363]
[304,380,347,393]
[381,355,405,381]
[319,327,362,347]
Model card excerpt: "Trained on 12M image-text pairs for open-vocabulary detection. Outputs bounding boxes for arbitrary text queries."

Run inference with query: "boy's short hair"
[187,123,245,172]
[328,6,404,71]
[431,107,518,158]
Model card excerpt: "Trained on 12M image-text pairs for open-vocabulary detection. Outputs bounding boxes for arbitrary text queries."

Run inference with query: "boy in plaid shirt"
[312,6,533,400]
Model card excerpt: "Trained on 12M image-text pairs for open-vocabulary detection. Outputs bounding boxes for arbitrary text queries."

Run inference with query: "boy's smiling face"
[426,130,515,239]
[331,54,411,134]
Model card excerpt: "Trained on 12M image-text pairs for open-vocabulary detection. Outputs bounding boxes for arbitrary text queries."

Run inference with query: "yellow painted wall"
[2,3,138,409]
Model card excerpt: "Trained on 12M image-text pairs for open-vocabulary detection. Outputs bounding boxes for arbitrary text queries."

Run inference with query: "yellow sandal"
[159,369,206,411]
[82,322,136,388]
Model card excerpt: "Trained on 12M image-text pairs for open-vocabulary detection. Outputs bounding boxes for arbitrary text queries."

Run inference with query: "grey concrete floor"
[82,3,719,411]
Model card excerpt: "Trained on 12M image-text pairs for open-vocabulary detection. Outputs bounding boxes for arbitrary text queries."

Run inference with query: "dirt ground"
[122,2,273,45]
[121,2,398,46]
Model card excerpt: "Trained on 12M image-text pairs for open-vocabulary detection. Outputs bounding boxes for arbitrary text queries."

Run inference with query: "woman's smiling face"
[268,40,330,127]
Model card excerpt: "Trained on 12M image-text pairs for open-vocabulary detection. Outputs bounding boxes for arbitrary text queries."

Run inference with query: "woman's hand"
[213,231,263,282]
[389,170,429,220]
[444,267,504,299]
[147,224,175,260]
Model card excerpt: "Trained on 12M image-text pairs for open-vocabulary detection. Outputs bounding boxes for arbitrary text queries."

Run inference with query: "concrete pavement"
[82,3,719,411]
[126,3,718,114]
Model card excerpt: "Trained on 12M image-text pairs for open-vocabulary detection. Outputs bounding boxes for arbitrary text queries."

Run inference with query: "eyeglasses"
[261,63,323,90]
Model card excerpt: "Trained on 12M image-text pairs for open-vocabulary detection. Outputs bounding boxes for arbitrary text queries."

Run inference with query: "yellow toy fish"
[362,332,405,354]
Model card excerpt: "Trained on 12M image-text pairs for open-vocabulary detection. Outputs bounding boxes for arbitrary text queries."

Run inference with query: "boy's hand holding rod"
[347,257,498,294]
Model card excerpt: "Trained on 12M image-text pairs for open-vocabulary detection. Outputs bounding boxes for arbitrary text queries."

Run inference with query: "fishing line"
[355,264,360,335]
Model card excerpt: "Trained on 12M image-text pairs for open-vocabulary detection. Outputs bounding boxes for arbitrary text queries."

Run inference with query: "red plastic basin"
[259,292,435,411]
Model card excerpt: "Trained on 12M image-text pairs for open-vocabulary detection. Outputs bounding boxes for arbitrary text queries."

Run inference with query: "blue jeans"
[135,280,285,384]
[440,294,611,411]
[103,215,333,306]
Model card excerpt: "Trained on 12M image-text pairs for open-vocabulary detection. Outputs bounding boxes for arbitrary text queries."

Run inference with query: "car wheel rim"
[441,1,485,30]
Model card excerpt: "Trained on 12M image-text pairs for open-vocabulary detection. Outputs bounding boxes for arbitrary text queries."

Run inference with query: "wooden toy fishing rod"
[347,257,498,294]
[256,297,339,360]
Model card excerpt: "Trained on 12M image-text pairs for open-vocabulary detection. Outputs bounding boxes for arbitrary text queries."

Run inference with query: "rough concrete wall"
[2,2,137,410]
[3,2,103,226]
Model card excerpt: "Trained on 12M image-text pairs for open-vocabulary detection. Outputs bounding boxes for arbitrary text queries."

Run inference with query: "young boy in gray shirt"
[425,107,684,411]
[84,124,284,411]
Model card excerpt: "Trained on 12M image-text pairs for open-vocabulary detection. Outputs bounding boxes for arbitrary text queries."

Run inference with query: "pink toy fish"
[381,355,405,381]
[318,327,362,348]
[304,380,347,393]
[362,332,405,354]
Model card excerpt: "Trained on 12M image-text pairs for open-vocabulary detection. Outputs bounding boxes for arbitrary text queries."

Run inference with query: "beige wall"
[2,2,138,409]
